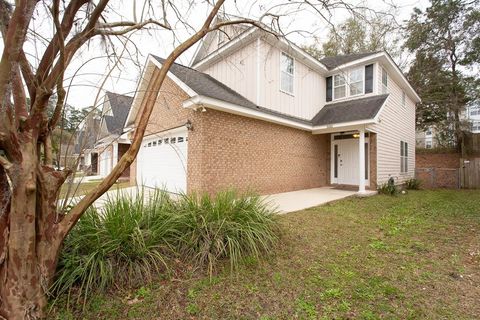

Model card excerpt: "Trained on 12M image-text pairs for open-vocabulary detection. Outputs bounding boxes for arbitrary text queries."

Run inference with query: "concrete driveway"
[66,186,371,214]
[262,187,360,214]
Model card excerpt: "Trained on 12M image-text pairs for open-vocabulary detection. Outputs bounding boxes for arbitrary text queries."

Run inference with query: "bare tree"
[0,0,390,318]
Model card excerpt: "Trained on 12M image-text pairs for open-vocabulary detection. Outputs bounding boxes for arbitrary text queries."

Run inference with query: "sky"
[18,0,431,111]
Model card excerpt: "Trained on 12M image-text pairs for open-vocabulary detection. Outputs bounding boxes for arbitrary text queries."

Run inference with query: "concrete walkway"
[262,187,362,214]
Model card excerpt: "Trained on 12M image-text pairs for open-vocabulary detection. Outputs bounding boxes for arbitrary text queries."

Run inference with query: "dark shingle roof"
[319,51,381,70]
[312,94,388,126]
[152,55,258,109]
[74,118,100,154]
[104,92,133,135]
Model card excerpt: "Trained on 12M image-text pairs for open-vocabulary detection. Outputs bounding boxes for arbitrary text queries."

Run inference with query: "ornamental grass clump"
[175,190,280,275]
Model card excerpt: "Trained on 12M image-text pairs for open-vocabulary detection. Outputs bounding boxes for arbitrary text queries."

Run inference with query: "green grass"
[51,190,480,319]
[59,181,130,199]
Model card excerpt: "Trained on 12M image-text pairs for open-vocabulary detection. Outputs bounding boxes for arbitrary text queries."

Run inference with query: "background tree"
[303,15,401,60]
[404,0,480,153]
[0,0,385,318]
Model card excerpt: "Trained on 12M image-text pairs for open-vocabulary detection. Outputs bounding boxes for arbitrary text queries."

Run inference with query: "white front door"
[136,127,188,193]
[337,139,359,185]
[332,135,369,186]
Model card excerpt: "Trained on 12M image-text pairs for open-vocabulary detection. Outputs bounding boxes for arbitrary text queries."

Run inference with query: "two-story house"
[124,22,420,195]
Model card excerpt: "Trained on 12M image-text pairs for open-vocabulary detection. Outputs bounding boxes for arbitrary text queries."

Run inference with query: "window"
[425,128,432,136]
[333,74,346,99]
[164,138,169,144]
[426,140,432,149]
[152,141,157,147]
[178,137,184,143]
[470,106,480,117]
[334,144,338,179]
[280,52,294,94]
[400,141,408,173]
[170,137,176,144]
[365,142,369,179]
[382,67,388,94]
[472,120,480,132]
[402,91,406,107]
[349,67,364,96]
[147,142,152,147]
[158,140,162,145]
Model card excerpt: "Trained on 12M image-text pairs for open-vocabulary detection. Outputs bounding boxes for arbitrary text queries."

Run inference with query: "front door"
[332,135,369,186]
[337,139,359,185]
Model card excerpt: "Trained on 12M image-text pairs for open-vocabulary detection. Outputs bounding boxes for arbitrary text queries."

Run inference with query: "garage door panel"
[136,129,188,193]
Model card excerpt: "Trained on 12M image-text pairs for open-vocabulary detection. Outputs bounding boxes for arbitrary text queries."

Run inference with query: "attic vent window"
[280,52,294,94]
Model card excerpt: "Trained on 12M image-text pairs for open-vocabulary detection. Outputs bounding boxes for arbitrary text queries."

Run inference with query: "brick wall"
[415,152,461,189]
[416,152,460,169]
[193,109,328,195]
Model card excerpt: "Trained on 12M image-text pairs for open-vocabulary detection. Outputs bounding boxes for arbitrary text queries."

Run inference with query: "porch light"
[185,120,193,131]
[353,133,360,138]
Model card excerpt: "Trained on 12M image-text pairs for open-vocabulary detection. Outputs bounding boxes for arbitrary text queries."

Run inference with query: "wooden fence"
[460,158,480,189]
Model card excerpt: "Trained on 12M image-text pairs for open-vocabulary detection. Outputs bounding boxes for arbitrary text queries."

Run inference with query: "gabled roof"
[74,117,100,154]
[312,94,389,126]
[319,51,381,70]
[152,55,257,110]
[102,92,133,135]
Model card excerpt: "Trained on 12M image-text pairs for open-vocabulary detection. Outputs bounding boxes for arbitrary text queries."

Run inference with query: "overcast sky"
[19,0,430,111]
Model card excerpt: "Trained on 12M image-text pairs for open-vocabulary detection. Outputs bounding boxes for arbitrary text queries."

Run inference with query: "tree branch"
[58,0,229,238]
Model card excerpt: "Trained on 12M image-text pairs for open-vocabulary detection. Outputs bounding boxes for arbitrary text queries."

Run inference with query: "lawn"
[59,180,130,199]
[53,190,480,319]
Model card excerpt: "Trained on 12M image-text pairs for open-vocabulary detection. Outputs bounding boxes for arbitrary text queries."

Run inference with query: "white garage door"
[136,127,188,193]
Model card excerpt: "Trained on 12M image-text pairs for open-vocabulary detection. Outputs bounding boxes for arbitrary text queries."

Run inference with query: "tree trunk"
[0,139,62,320]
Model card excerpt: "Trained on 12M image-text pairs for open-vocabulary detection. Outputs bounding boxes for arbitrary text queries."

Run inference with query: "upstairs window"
[333,74,346,99]
[472,120,480,132]
[349,67,364,96]
[280,52,294,94]
[400,141,408,173]
[382,67,388,94]
[470,105,480,117]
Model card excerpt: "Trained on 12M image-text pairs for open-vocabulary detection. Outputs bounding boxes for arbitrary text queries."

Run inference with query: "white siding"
[369,62,416,185]
[203,38,325,120]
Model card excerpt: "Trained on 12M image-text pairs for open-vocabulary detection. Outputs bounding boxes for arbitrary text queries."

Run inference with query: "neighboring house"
[124,22,420,195]
[95,91,134,178]
[416,103,480,149]
[416,126,436,149]
[74,115,100,174]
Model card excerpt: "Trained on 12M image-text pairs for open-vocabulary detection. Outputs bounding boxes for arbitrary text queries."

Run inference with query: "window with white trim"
[426,140,432,149]
[280,52,294,94]
[349,67,364,96]
[333,74,346,99]
[382,67,388,94]
[402,91,406,107]
[472,120,480,132]
[400,141,408,173]
[470,105,480,117]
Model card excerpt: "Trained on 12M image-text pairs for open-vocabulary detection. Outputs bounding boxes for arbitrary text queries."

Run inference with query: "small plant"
[405,178,421,190]
[377,177,398,195]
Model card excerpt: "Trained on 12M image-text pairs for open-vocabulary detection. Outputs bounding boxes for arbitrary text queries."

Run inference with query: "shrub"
[175,190,280,275]
[51,190,180,300]
[377,178,398,196]
[52,189,280,301]
[405,178,421,190]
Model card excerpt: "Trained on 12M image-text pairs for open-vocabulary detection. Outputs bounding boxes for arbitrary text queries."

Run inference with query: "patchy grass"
[59,181,130,199]
[51,190,480,319]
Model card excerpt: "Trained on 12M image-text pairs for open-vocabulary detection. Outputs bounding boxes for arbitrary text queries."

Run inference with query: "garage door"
[136,128,188,193]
